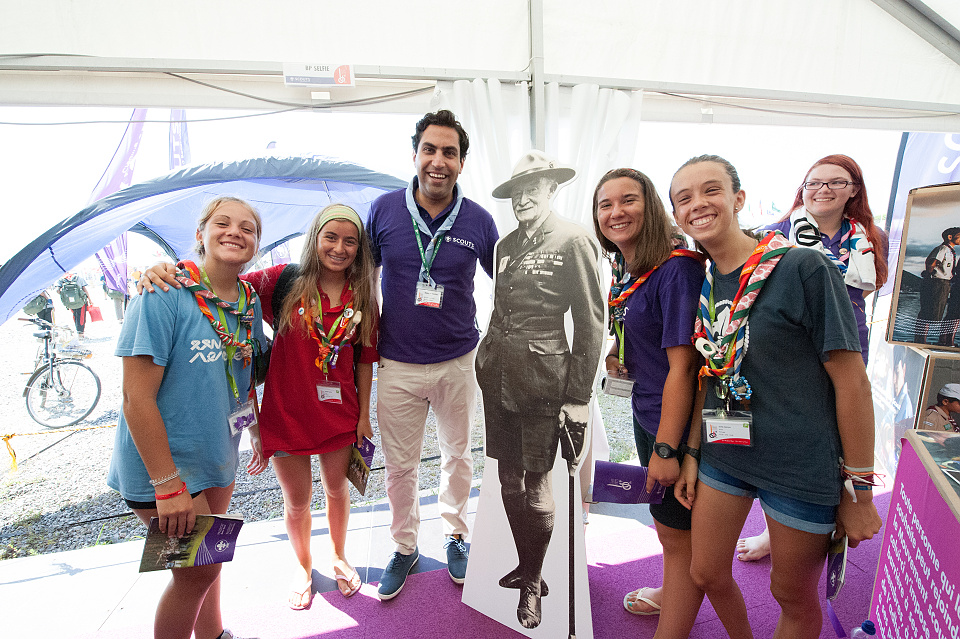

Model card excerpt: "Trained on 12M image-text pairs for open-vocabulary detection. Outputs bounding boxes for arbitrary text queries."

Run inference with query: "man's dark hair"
[411,110,469,159]
[942,227,960,242]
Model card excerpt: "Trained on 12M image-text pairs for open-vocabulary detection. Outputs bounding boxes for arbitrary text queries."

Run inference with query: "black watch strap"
[680,443,701,462]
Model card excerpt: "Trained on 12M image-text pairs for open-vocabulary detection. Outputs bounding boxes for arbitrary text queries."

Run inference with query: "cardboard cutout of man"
[474,151,605,629]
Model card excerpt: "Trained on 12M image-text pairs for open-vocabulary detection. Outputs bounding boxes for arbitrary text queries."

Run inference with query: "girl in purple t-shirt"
[593,168,706,636]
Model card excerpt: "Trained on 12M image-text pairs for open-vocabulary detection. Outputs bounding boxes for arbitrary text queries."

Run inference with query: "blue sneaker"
[444,535,468,584]
[377,548,419,600]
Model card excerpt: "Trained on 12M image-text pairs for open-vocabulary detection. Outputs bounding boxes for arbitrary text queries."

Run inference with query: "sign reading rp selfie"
[282,63,354,87]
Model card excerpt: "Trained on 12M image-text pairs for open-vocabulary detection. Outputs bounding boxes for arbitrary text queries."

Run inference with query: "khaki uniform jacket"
[476,212,604,416]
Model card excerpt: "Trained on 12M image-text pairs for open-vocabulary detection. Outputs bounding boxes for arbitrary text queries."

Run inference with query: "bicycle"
[20,317,101,428]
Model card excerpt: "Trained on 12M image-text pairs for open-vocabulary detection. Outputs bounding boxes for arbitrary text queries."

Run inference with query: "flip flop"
[288,580,314,610]
[335,568,362,598]
[623,587,661,616]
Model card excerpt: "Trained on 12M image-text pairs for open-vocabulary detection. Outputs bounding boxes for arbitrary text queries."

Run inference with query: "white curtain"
[434,78,531,232]
[547,82,645,228]
[434,78,531,330]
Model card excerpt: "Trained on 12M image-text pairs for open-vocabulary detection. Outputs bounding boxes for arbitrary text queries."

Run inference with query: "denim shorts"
[698,460,836,535]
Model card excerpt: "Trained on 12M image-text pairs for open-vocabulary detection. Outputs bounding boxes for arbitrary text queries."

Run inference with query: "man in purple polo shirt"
[368,110,498,600]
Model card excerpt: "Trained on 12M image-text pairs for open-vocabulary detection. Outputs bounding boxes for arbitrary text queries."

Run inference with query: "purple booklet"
[592,460,667,504]
[825,534,848,601]
[347,436,375,495]
[139,514,243,572]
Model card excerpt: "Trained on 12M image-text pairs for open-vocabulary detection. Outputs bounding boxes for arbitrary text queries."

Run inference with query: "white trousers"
[377,349,477,554]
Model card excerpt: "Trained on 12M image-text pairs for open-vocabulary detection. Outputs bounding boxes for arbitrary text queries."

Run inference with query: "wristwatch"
[680,443,701,462]
[653,441,679,459]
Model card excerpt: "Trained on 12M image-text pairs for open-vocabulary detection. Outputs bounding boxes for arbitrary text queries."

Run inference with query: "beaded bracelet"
[149,469,180,487]
[155,482,188,500]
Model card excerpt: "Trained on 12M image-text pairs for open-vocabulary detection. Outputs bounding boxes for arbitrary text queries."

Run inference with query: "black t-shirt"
[702,248,861,505]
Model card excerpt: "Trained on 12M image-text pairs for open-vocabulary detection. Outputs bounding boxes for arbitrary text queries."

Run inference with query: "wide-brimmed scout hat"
[492,150,576,199]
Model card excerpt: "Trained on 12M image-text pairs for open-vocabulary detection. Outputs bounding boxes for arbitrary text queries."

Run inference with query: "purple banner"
[269,242,292,266]
[882,132,960,297]
[95,233,128,294]
[169,109,191,170]
[92,108,146,293]
[89,109,147,204]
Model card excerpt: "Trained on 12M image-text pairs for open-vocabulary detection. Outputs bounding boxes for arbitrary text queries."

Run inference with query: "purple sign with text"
[871,437,960,638]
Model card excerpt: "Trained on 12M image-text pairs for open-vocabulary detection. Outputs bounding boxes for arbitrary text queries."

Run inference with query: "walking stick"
[568,460,577,639]
[560,415,585,639]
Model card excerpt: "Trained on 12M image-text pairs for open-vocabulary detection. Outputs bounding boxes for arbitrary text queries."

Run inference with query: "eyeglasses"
[802,180,857,191]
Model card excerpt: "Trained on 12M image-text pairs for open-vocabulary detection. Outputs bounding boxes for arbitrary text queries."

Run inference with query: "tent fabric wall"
[2,1,959,129]
[0,156,405,324]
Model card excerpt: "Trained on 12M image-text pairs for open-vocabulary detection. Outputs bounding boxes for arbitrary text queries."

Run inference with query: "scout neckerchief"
[788,208,876,291]
[300,283,356,374]
[405,178,464,286]
[176,260,257,402]
[608,249,704,368]
[692,232,792,400]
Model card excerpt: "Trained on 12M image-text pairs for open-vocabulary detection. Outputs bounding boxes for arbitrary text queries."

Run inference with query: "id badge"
[601,374,634,398]
[229,400,256,436]
[415,281,443,308]
[702,409,753,446]
[317,381,343,403]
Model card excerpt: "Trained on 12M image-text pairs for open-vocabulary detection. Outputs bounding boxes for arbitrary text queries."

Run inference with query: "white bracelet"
[149,469,180,487]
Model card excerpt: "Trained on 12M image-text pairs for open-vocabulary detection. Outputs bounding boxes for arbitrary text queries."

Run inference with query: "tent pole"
[529,0,545,151]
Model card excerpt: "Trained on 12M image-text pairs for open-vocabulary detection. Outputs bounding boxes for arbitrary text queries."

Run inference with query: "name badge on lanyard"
[317,380,343,403]
[702,409,753,446]
[229,399,256,436]
[601,375,634,398]
[406,178,461,312]
[415,281,444,308]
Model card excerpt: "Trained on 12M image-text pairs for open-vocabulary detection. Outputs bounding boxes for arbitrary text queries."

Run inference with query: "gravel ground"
[0,294,636,560]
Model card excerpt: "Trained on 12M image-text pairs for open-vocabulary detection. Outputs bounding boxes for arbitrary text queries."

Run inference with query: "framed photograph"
[915,351,960,432]
[887,182,960,351]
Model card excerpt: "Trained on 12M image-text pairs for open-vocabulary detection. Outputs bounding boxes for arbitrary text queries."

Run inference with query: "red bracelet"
[155,481,188,500]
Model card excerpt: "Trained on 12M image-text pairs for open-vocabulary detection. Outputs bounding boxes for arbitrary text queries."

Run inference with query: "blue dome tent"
[0,156,405,324]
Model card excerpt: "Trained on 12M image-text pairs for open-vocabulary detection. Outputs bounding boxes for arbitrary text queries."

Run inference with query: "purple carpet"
[87,491,890,638]
[588,490,891,638]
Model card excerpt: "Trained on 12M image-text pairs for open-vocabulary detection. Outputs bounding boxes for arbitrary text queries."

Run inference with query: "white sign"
[282,63,354,87]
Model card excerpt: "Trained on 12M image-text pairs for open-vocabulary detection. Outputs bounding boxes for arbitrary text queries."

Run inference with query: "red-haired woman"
[736,155,887,562]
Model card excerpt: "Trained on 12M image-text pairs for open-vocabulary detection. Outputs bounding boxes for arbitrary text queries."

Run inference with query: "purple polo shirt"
[619,255,704,435]
[369,182,498,364]
[764,220,886,364]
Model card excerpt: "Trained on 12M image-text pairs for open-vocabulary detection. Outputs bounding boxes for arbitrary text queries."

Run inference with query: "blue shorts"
[698,460,836,535]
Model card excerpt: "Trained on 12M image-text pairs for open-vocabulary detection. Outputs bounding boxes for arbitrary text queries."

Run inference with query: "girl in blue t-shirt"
[139,204,379,610]
[109,196,265,639]
[593,168,706,636]
[670,155,881,638]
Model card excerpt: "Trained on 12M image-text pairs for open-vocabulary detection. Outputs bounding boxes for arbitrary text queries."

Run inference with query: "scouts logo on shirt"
[445,235,476,251]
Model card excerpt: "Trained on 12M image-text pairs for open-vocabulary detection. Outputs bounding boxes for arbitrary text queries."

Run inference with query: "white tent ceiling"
[2,0,959,134]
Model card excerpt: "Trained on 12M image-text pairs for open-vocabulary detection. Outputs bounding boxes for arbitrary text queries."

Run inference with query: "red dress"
[243,265,379,457]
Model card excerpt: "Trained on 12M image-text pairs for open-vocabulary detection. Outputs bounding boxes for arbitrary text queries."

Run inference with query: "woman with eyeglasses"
[735,154,888,562]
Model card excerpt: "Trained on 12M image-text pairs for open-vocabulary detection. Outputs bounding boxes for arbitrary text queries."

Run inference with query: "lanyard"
[405,178,463,286]
[609,249,703,365]
[201,269,247,401]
